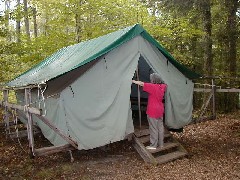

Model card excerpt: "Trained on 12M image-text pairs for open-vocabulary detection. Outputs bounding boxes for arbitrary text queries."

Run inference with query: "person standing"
[132,73,167,150]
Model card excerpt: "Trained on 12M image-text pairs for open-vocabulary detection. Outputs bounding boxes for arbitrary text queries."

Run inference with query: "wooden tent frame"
[0,76,239,161]
[0,85,77,158]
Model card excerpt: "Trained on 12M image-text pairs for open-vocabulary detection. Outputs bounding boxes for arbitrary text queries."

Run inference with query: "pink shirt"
[143,83,167,119]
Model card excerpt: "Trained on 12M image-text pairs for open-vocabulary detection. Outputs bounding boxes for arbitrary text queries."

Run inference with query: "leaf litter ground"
[0,112,239,180]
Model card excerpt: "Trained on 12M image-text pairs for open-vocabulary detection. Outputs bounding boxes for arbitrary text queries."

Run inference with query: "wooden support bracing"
[0,87,78,158]
[24,88,35,158]
[3,90,10,134]
[194,79,217,123]
[132,134,157,165]
[194,80,240,123]
[197,88,214,122]
[0,101,41,115]
[34,144,75,157]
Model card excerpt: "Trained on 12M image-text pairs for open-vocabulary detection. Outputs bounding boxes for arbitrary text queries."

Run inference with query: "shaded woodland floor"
[0,112,239,180]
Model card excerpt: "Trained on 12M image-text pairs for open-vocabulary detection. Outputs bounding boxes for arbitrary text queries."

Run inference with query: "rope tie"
[38,84,47,116]
[23,104,29,112]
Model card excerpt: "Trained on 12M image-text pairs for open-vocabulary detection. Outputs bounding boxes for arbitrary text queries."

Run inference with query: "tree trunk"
[75,0,85,43]
[5,0,11,41]
[16,0,21,43]
[200,0,213,77]
[75,13,82,43]
[224,0,238,112]
[32,7,38,38]
[225,0,237,77]
[23,0,30,40]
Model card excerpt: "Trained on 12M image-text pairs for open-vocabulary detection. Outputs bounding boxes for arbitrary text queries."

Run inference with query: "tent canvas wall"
[7,24,200,150]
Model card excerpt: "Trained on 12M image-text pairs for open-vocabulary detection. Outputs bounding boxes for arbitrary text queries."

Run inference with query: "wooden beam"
[194,88,240,93]
[2,84,41,90]
[34,114,78,149]
[0,101,41,115]
[9,128,40,139]
[34,144,75,157]
[0,121,22,128]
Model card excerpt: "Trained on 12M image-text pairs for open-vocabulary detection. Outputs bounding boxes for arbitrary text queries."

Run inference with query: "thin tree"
[32,7,38,38]
[16,0,21,43]
[224,0,239,111]
[23,0,30,40]
[199,0,213,77]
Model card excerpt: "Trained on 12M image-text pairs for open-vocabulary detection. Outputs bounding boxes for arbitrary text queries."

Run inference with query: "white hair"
[150,73,162,84]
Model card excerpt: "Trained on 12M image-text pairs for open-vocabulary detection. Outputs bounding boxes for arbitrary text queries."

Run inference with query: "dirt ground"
[0,112,239,180]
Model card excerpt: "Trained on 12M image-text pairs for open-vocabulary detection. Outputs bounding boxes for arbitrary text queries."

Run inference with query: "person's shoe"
[146,146,156,150]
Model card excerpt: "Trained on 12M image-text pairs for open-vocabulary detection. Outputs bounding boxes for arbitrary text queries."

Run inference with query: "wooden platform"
[133,127,188,165]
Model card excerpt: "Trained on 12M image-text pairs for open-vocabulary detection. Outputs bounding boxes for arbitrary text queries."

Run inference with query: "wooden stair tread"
[155,151,187,164]
[139,134,171,144]
[147,142,179,153]
[134,128,149,137]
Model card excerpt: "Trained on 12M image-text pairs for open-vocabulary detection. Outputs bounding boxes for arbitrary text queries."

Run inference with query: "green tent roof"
[7,24,201,87]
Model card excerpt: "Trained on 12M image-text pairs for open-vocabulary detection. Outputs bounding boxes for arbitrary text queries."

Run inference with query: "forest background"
[0,0,239,112]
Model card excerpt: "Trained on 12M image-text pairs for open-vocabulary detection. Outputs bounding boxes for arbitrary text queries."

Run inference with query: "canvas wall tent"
[6,24,200,150]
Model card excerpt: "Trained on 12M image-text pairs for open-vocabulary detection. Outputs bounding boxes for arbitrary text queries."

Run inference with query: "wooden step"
[147,142,179,154]
[139,133,171,144]
[155,151,187,164]
[134,128,149,137]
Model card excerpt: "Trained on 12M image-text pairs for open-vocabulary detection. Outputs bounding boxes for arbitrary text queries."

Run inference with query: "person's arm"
[132,80,144,86]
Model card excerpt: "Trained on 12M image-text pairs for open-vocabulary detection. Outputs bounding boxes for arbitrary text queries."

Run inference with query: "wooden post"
[197,89,214,123]
[211,79,216,119]
[136,66,142,131]
[3,90,10,135]
[24,88,35,158]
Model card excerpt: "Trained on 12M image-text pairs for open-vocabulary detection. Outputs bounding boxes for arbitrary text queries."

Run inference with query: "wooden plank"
[147,142,179,154]
[2,84,40,90]
[132,135,157,165]
[155,151,187,164]
[139,133,171,144]
[34,144,75,156]
[35,114,78,149]
[134,128,149,137]
[0,101,41,115]
[9,128,40,139]
[0,121,21,128]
